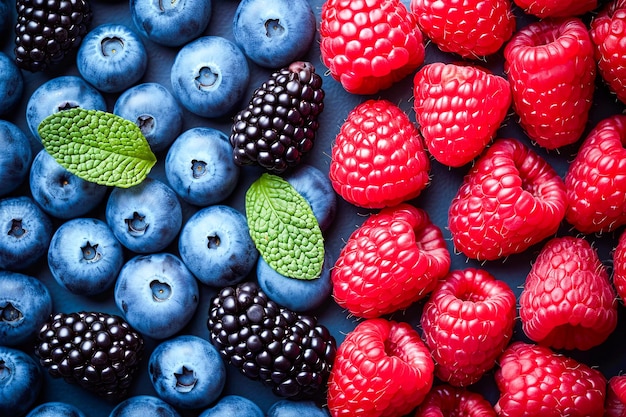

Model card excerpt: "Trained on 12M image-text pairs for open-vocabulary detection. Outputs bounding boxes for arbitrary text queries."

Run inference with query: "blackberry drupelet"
[229,61,324,173]
[14,0,93,72]
[34,311,144,400]
[207,281,336,399]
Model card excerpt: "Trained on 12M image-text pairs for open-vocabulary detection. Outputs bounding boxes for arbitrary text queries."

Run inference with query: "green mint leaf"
[38,108,157,188]
[246,173,324,280]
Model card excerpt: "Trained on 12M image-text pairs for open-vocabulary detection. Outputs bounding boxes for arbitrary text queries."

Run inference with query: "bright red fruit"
[329,99,430,209]
[503,18,595,149]
[410,0,515,58]
[332,203,450,318]
[519,236,618,351]
[421,268,516,387]
[606,375,626,417]
[413,62,512,167]
[614,229,626,303]
[513,0,597,18]
[495,341,606,417]
[327,318,434,417]
[448,138,566,261]
[564,114,626,234]
[414,384,497,417]
[319,0,425,94]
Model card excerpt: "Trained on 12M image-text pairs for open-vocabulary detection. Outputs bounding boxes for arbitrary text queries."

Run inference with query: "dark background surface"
[1,0,626,415]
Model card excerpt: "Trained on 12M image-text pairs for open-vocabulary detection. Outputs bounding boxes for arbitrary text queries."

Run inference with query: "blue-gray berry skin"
[0,52,24,116]
[0,271,52,347]
[47,218,124,296]
[25,402,87,417]
[109,395,181,417]
[232,0,316,68]
[0,121,32,197]
[267,400,330,417]
[0,346,42,417]
[77,24,148,93]
[114,253,199,340]
[148,335,226,409]
[29,150,108,220]
[165,127,240,206]
[0,196,53,270]
[114,82,183,153]
[199,395,264,417]
[178,205,258,287]
[170,36,250,118]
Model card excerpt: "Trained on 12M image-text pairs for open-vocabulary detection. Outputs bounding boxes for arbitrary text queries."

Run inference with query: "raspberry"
[421,268,516,387]
[614,229,626,303]
[327,318,434,417]
[331,203,450,318]
[319,0,425,94]
[519,236,618,351]
[495,341,606,417]
[503,17,595,149]
[410,0,515,58]
[413,62,512,167]
[448,138,566,261]
[414,384,497,417]
[329,100,430,209]
[606,375,626,417]
[512,0,598,18]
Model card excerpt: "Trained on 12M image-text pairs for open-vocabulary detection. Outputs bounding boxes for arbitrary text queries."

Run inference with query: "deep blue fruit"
[105,177,182,254]
[0,121,32,197]
[267,400,330,417]
[29,150,108,220]
[77,23,148,93]
[0,52,24,116]
[0,271,52,347]
[0,346,42,417]
[48,218,124,296]
[170,36,250,118]
[0,196,53,270]
[165,127,240,206]
[114,82,184,153]
[178,205,258,287]
[232,0,316,68]
[25,402,87,417]
[0,0,10,36]
[198,395,264,417]
[114,252,199,339]
[148,335,226,409]
[109,395,181,417]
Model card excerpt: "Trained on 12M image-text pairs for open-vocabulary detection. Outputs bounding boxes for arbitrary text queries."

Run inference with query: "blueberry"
[48,218,124,296]
[232,0,316,68]
[77,24,148,93]
[0,52,24,116]
[105,177,182,254]
[29,150,108,220]
[25,402,87,417]
[0,121,32,197]
[114,252,199,339]
[26,75,107,142]
[165,127,240,206]
[130,0,212,47]
[0,0,10,36]
[109,395,181,417]
[0,196,53,270]
[0,346,42,417]
[170,36,250,118]
[114,82,183,153]
[148,335,226,409]
[0,271,52,347]
[198,395,264,417]
[178,205,258,287]
[267,400,330,417]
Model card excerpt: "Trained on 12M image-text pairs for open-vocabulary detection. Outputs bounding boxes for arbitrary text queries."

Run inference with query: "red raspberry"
[503,18,596,149]
[606,375,626,417]
[414,384,497,417]
[591,0,626,105]
[614,229,626,303]
[448,138,566,261]
[519,236,618,351]
[410,0,515,58]
[421,268,516,387]
[413,62,512,167]
[319,0,425,94]
[327,318,434,417]
[495,341,606,417]
[332,203,450,318]
[329,100,430,209]
[512,0,598,18]
[564,114,626,234]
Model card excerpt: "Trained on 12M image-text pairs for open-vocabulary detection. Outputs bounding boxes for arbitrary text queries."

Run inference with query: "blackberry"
[230,61,324,173]
[34,311,144,400]
[207,281,336,399]
[14,0,93,72]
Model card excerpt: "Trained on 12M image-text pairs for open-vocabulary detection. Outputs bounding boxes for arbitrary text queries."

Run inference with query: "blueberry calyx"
[0,360,10,382]
[0,302,23,323]
[207,234,220,249]
[265,19,285,38]
[58,102,79,111]
[8,219,26,238]
[101,37,124,57]
[191,159,207,178]
[137,115,155,135]
[81,241,101,262]
[125,211,149,236]
[195,67,220,91]
[150,280,172,301]
[174,365,197,392]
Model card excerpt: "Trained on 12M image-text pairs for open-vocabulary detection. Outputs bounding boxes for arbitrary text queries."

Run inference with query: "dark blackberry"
[229,61,325,173]
[14,0,93,72]
[34,311,144,400]
[207,281,336,399]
